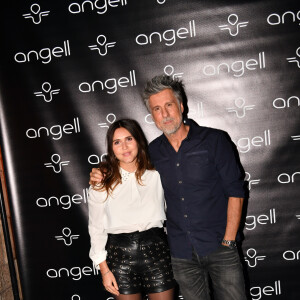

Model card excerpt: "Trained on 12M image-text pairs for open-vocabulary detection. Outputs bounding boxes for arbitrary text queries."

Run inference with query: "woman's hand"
[102,270,120,296]
[89,168,104,185]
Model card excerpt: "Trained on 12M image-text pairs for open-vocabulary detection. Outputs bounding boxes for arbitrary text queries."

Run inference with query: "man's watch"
[222,239,237,249]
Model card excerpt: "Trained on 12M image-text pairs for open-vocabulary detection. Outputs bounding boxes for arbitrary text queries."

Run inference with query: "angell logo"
[98,113,117,128]
[55,227,79,246]
[136,20,196,47]
[291,135,300,141]
[14,40,71,64]
[267,10,300,26]
[202,52,266,78]
[244,248,266,267]
[245,172,260,190]
[46,264,99,280]
[34,82,60,102]
[273,95,300,109]
[68,0,128,15]
[79,70,136,94]
[277,171,300,184]
[245,209,276,231]
[88,153,107,165]
[23,3,50,24]
[89,35,116,56]
[235,129,271,153]
[218,14,249,36]
[36,188,89,210]
[286,46,300,68]
[226,97,255,118]
[26,117,80,140]
[44,154,70,173]
[283,249,300,261]
[250,280,281,300]
[164,65,183,79]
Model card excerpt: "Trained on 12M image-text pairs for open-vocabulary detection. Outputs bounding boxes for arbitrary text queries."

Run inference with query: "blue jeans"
[171,245,247,300]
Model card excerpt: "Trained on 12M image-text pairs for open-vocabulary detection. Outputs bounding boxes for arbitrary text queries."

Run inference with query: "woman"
[88,119,176,300]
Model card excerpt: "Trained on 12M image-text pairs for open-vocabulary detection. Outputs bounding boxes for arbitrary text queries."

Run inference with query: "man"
[90,75,247,300]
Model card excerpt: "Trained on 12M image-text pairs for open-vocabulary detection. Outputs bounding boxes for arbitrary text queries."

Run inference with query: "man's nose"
[161,107,169,118]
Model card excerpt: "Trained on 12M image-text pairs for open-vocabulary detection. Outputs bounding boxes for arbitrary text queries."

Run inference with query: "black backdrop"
[0,1,299,299]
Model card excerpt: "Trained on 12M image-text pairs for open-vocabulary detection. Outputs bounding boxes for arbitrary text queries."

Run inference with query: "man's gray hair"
[142,75,185,111]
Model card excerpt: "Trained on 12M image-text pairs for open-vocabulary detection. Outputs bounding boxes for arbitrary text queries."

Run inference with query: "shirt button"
[181,197,184,201]
[176,163,180,167]
[187,231,191,234]
[179,181,182,184]
[184,214,188,218]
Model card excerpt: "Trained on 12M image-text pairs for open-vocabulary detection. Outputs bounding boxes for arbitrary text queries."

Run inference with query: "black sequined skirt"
[106,227,176,294]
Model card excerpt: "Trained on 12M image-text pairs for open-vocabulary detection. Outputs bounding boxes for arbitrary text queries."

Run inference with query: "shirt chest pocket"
[185,151,214,182]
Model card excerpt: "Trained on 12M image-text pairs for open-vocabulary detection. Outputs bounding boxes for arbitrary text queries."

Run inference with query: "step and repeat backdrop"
[0,0,299,299]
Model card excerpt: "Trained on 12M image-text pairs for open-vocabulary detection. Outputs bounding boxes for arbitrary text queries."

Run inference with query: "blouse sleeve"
[88,186,108,270]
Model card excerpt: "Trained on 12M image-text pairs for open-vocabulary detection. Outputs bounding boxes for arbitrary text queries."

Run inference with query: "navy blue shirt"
[149,119,245,259]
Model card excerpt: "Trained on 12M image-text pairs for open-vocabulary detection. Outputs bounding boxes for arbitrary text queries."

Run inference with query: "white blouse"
[88,168,166,269]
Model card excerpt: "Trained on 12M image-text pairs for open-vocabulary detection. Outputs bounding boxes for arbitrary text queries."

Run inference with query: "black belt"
[108,227,163,241]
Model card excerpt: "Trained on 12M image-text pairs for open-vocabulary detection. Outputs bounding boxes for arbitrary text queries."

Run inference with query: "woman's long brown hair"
[93,119,154,196]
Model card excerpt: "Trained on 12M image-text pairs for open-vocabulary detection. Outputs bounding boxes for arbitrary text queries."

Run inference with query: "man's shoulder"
[189,119,224,140]
[149,134,164,149]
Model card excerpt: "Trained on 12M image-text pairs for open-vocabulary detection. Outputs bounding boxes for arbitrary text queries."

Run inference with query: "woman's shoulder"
[88,185,107,203]
[143,169,161,180]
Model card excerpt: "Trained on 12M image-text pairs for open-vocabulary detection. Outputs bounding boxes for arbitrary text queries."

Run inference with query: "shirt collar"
[184,118,198,140]
[120,167,135,181]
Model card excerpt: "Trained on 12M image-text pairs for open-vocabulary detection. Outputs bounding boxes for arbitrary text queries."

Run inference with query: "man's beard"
[160,115,183,135]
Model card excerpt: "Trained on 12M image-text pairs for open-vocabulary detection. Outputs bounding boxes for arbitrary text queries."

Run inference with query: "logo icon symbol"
[157,0,166,4]
[291,135,300,141]
[244,248,266,267]
[88,35,116,56]
[34,82,60,103]
[218,14,249,36]
[98,113,117,128]
[226,98,255,118]
[44,154,70,173]
[245,172,260,190]
[287,47,300,68]
[55,227,79,246]
[23,4,50,24]
[164,65,183,79]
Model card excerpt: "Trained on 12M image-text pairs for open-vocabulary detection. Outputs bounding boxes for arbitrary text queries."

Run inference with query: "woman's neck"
[119,162,137,173]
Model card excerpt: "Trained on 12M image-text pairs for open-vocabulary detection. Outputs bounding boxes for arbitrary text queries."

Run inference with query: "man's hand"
[89,168,104,185]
